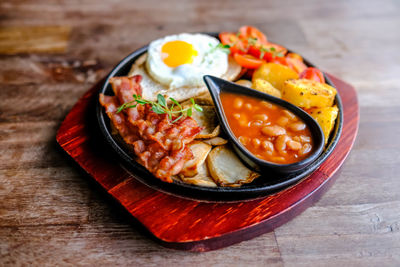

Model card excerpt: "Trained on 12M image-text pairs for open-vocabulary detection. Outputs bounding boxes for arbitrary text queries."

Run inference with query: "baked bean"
[250,120,264,127]
[239,118,249,127]
[233,98,244,109]
[299,143,312,155]
[293,136,301,142]
[264,150,273,156]
[271,156,285,163]
[252,138,261,148]
[287,140,302,151]
[238,136,249,145]
[289,122,306,131]
[261,125,286,137]
[253,114,268,121]
[276,116,289,127]
[238,114,248,127]
[283,110,296,120]
[275,135,290,153]
[261,101,274,109]
[262,140,274,152]
[221,92,313,164]
[300,135,311,143]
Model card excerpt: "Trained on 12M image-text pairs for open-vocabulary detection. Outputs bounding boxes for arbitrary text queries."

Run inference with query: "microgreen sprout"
[117,94,203,123]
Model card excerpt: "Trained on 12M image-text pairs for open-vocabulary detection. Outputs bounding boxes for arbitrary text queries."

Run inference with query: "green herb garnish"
[247,37,258,46]
[258,45,284,59]
[117,94,203,123]
[209,43,231,54]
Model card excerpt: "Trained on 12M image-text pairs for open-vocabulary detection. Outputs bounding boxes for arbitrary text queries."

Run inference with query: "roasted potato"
[282,79,337,109]
[252,79,282,98]
[307,106,339,145]
[252,63,299,91]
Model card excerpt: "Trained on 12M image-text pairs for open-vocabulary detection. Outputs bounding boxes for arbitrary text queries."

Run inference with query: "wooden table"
[1,0,399,265]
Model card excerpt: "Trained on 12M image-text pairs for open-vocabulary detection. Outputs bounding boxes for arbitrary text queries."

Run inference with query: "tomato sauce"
[220,92,313,164]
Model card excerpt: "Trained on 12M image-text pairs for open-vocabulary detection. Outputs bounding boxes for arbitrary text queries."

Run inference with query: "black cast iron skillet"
[96,33,343,202]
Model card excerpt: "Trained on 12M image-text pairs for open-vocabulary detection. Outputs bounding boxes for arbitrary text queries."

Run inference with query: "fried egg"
[146,33,229,88]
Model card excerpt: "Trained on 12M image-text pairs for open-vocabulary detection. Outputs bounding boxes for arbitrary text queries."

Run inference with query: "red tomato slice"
[219,32,248,55]
[299,67,325,83]
[219,32,239,46]
[286,53,307,73]
[263,43,287,56]
[233,53,264,69]
[270,56,289,66]
[238,26,268,44]
[247,45,263,58]
[286,52,303,61]
[248,43,288,62]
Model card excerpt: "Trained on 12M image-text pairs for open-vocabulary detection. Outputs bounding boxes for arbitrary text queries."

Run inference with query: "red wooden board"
[56,74,358,252]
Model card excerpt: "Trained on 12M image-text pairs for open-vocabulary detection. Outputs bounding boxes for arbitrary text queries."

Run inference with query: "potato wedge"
[252,63,298,91]
[180,141,212,177]
[207,146,259,187]
[282,79,337,109]
[252,79,282,98]
[203,137,228,146]
[180,162,217,187]
[307,106,339,145]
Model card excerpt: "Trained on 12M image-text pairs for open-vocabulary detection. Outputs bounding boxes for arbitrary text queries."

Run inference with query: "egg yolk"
[161,40,198,67]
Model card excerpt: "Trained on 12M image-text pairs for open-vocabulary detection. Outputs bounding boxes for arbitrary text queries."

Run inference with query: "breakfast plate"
[97,30,343,202]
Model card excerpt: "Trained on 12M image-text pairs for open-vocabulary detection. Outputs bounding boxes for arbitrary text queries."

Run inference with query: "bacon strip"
[109,76,143,121]
[99,75,202,182]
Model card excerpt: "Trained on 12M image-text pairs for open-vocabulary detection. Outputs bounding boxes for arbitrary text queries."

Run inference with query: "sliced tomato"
[247,45,263,58]
[233,53,264,69]
[286,52,303,61]
[299,67,325,83]
[247,45,273,62]
[219,32,239,46]
[270,56,289,66]
[238,26,268,44]
[263,43,287,57]
[231,42,248,55]
[219,32,248,55]
[286,53,307,73]
[248,43,288,62]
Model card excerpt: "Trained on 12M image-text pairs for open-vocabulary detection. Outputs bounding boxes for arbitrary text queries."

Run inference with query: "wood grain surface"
[1,0,399,266]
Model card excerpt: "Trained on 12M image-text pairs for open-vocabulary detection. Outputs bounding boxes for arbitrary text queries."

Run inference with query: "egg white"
[146,33,229,88]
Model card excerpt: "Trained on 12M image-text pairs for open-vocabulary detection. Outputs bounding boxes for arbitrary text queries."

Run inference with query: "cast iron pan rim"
[96,32,343,202]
